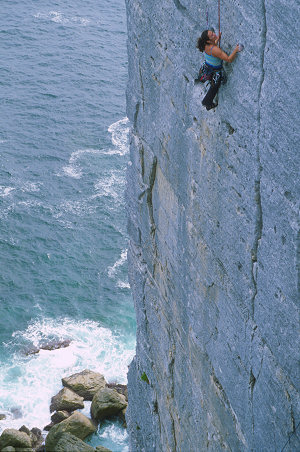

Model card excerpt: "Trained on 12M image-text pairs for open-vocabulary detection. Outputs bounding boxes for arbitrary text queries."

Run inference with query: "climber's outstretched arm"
[212,44,240,63]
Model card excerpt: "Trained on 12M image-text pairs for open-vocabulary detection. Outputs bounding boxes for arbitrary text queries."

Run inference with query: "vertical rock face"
[125,0,299,451]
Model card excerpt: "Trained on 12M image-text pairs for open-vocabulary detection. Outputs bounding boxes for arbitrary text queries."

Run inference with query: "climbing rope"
[218,0,221,47]
[205,1,221,46]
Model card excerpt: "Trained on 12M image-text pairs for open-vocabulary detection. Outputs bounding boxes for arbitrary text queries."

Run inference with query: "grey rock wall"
[125,0,300,450]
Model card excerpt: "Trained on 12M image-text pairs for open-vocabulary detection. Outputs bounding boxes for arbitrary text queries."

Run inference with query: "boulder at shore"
[51,410,72,424]
[91,388,127,422]
[1,447,16,452]
[25,339,71,355]
[106,383,128,401]
[95,446,113,452]
[18,426,43,450]
[0,429,32,449]
[50,387,84,413]
[54,432,95,452]
[62,370,106,401]
[45,411,96,452]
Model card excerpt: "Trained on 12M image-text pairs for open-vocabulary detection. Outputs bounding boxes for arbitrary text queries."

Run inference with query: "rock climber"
[196,29,242,110]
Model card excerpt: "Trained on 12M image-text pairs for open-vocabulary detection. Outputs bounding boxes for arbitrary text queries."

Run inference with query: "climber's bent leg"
[202,75,221,109]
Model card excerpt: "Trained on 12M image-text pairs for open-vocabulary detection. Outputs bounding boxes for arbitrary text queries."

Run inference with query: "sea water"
[0,1,135,450]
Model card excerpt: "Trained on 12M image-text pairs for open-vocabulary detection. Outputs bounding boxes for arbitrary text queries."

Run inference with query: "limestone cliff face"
[125,0,299,450]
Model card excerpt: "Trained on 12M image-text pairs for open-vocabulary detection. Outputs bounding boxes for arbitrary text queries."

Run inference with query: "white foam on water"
[55,199,96,217]
[108,117,130,156]
[98,422,129,451]
[97,148,126,156]
[0,186,15,197]
[34,11,68,24]
[71,16,90,26]
[107,251,130,292]
[108,249,127,278]
[62,164,82,179]
[60,117,130,179]
[34,11,90,26]
[0,181,41,200]
[0,204,15,220]
[93,169,126,203]
[79,400,92,419]
[61,148,104,179]
[117,281,130,290]
[69,149,101,163]
[21,182,41,193]
[0,318,135,433]
[18,200,41,207]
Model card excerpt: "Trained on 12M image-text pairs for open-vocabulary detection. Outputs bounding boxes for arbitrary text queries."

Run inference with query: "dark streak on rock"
[297,229,300,300]
[225,122,235,135]
[139,63,145,111]
[134,102,140,130]
[140,143,145,180]
[173,0,187,13]
[172,0,198,25]
[147,156,158,236]
[251,0,266,320]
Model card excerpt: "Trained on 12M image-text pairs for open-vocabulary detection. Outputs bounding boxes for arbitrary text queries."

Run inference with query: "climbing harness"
[197,62,226,85]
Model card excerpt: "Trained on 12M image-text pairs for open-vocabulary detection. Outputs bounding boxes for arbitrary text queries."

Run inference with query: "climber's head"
[207,29,217,42]
[197,29,217,52]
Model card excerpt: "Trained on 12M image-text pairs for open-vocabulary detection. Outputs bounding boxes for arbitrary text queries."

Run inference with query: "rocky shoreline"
[0,370,128,452]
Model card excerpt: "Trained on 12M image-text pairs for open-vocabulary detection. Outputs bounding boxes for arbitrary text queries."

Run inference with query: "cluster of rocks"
[0,426,43,452]
[0,370,128,452]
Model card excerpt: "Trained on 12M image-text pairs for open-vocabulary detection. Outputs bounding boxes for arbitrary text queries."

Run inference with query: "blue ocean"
[0,1,135,450]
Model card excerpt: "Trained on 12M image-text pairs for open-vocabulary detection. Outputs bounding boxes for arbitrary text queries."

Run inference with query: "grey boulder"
[106,383,128,401]
[51,410,72,424]
[18,426,43,450]
[45,411,96,452]
[50,387,84,413]
[54,432,95,452]
[0,429,32,449]
[91,388,127,422]
[95,446,113,452]
[62,370,107,401]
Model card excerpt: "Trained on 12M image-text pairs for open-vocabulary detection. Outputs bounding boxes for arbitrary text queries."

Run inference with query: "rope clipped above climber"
[196,1,244,111]
[205,0,221,46]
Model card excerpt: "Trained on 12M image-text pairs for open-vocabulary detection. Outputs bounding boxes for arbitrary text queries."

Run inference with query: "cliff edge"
[125,0,299,450]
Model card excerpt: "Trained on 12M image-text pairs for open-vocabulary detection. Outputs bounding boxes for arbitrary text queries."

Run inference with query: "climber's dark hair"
[197,30,209,52]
